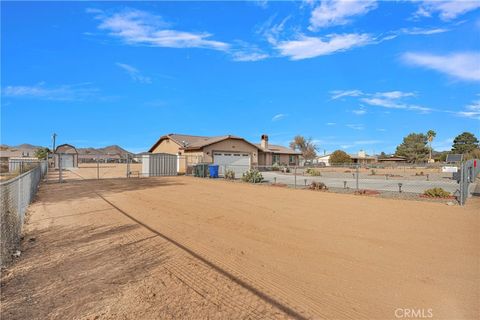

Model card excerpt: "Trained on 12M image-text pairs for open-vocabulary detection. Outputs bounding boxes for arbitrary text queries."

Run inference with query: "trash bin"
[209,165,219,178]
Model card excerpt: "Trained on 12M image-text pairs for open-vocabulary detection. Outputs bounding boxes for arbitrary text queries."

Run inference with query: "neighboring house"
[377,156,407,164]
[349,150,377,165]
[311,150,377,166]
[148,133,300,174]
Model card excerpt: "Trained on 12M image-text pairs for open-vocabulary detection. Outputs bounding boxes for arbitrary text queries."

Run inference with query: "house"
[349,150,377,165]
[377,156,407,164]
[311,150,377,166]
[148,133,301,174]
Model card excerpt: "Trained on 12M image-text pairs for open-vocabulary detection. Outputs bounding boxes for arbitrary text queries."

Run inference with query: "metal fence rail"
[1,161,47,266]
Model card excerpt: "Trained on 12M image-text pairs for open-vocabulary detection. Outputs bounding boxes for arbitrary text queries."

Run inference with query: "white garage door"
[213,152,250,178]
[60,155,74,168]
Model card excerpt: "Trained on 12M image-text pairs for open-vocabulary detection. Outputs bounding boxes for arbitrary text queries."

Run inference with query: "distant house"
[377,156,407,164]
[312,150,377,166]
[148,133,300,174]
[349,150,377,165]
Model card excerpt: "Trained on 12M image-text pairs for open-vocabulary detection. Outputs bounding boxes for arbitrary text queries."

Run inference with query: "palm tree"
[427,130,436,162]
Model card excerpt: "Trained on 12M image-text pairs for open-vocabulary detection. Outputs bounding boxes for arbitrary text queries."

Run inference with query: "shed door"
[60,155,74,168]
[213,153,250,177]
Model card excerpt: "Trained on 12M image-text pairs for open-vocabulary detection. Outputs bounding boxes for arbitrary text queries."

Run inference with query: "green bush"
[224,169,235,180]
[423,188,451,198]
[242,169,263,183]
[305,168,321,176]
[272,163,280,171]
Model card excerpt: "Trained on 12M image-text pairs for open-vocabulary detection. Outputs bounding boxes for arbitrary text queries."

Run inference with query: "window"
[289,155,296,164]
[272,154,280,165]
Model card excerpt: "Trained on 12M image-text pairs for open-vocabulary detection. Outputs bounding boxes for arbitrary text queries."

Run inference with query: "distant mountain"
[77,145,133,156]
[0,144,133,157]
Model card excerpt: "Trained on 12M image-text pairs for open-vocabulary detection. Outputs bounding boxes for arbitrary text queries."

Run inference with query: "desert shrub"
[308,181,327,190]
[242,169,263,183]
[423,188,451,198]
[415,171,425,176]
[370,169,376,175]
[305,168,321,176]
[224,169,235,180]
[272,163,280,171]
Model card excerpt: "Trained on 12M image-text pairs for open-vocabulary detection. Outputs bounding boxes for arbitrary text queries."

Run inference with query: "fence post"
[126,154,130,178]
[59,153,63,183]
[294,166,297,189]
[356,164,359,190]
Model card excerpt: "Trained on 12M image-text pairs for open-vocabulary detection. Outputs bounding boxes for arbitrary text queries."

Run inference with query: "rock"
[446,201,455,206]
[12,250,21,258]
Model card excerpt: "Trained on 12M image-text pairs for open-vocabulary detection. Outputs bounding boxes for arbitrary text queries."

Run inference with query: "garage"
[213,152,250,177]
[60,154,74,168]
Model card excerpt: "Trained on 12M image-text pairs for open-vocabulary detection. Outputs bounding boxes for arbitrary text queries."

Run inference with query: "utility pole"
[52,133,57,152]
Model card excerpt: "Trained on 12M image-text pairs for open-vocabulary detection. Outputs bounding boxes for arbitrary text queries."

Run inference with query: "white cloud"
[414,1,480,21]
[272,113,287,121]
[276,33,373,60]
[374,91,415,99]
[346,124,364,130]
[402,52,480,81]
[354,139,381,145]
[326,122,336,126]
[352,108,366,115]
[116,63,152,83]
[456,99,480,120]
[2,83,99,101]
[330,89,363,100]
[309,0,377,30]
[93,9,229,51]
[399,27,449,35]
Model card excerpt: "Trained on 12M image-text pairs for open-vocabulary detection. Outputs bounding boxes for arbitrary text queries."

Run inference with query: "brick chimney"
[261,134,269,149]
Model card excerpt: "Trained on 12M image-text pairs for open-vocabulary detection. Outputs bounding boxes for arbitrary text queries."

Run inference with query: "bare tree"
[290,135,318,160]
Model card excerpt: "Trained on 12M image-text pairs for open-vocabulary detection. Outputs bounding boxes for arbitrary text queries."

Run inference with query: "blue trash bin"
[209,165,219,178]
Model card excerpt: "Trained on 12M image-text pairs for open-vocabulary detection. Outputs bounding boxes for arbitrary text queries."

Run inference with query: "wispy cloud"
[330,89,363,100]
[346,124,364,130]
[352,107,366,115]
[455,99,480,120]
[414,1,480,21]
[330,90,432,114]
[309,0,377,30]
[399,27,449,35]
[402,52,480,82]
[275,33,374,60]
[116,63,152,83]
[326,122,336,126]
[272,113,287,121]
[2,82,99,101]
[91,9,229,51]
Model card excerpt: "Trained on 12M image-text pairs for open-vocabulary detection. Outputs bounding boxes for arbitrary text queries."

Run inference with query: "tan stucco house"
[148,133,300,173]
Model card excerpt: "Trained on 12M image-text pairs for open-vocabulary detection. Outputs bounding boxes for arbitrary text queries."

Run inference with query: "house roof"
[378,156,407,161]
[149,133,300,155]
[255,144,301,155]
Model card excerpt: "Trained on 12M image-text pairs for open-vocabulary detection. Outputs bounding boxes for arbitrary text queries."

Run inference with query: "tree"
[426,130,436,161]
[34,147,50,160]
[395,133,429,163]
[290,135,317,160]
[379,152,387,159]
[451,132,479,154]
[329,150,352,165]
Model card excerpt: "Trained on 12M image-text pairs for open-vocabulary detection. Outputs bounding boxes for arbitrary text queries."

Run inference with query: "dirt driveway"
[1,172,479,319]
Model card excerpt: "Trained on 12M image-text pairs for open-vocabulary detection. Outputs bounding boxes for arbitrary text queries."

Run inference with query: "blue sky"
[1,1,479,154]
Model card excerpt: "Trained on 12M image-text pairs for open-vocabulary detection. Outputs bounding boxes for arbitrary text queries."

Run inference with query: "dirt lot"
[1,170,479,319]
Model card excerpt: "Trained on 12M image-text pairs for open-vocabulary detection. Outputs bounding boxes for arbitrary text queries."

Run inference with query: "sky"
[1,0,479,154]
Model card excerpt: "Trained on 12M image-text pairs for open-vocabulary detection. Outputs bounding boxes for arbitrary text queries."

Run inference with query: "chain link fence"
[192,162,475,203]
[1,160,47,266]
